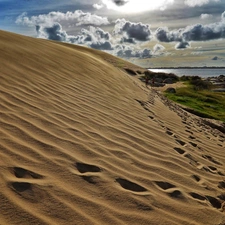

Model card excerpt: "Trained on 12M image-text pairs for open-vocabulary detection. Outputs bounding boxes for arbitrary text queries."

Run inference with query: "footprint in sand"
[135,99,156,118]
[155,181,184,199]
[155,181,176,190]
[189,136,196,140]
[189,193,222,209]
[189,192,206,201]
[76,162,101,174]
[8,167,46,203]
[191,174,201,182]
[205,196,222,209]
[197,164,220,175]
[116,178,147,192]
[218,181,225,189]
[164,127,179,138]
[184,153,199,166]
[175,139,186,146]
[9,167,44,193]
[12,167,43,179]
[173,147,185,155]
[75,162,102,184]
[166,130,174,136]
[11,182,32,192]
[185,129,193,135]
[217,194,225,201]
[189,142,198,148]
[208,166,217,171]
[202,155,222,166]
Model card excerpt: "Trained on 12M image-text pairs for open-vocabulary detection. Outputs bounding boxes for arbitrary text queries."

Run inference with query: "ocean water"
[149,68,225,78]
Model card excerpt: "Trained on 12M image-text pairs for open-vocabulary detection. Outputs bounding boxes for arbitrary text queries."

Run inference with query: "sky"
[1,0,225,67]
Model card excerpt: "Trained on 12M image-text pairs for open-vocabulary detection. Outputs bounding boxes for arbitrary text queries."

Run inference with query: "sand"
[0,30,225,225]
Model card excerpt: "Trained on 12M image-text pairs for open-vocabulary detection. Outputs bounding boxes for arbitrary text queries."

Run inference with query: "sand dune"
[0,30,225,225]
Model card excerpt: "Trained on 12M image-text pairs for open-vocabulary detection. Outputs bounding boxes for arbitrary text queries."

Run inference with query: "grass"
[164,83,225,122]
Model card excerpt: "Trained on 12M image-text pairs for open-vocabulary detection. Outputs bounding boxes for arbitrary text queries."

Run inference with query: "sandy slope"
[0,30,225,225]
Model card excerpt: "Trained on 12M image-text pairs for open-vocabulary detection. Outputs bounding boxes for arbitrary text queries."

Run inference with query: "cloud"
[93,3,104,9]
[114,19,151,41]
[155,27,182,42]
[222,11,225,21]
[182,22,225,41]
[32,18,172,59]
[36,23,68,42]
[155,11,225,49]
[120,37,136,43]
[16,10,110,27]
[184,0,220,7]
[35,22,154,57]
[90,41,113,50]
[36,23,113,50]
[200,14,213,19]
[153,44,165,53]
[175,41,190,49]
[115,45,152,58]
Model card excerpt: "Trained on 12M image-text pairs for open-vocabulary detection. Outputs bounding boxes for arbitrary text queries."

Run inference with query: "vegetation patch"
[164,76,225,122]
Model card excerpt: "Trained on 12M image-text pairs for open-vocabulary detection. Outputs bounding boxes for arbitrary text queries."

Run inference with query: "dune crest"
[0,30,225,225]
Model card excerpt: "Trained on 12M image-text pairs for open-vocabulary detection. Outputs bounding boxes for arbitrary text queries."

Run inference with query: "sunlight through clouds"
[101,0,174,12]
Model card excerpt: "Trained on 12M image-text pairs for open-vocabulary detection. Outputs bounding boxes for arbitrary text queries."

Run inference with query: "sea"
[148,68,225,78]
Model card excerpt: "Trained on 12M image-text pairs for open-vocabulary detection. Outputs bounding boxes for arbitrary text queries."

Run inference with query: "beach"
[0,30,225,225]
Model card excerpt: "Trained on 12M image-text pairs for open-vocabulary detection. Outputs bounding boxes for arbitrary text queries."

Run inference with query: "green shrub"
[164,84,225,122]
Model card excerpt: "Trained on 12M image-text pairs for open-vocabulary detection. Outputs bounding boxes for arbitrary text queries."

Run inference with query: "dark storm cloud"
[36,21,153,57]
[90,41,113,50]
[120,37,136,44]
[155,11,225,49]
[182,23,225,41]
[155,27,182,42]
[115,45,152,58]
[36,23,67,41]
[114,19,151,41]
[36,22,113,50]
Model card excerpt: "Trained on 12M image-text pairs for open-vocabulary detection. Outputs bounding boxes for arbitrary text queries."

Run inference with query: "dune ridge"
[0,30,225,225]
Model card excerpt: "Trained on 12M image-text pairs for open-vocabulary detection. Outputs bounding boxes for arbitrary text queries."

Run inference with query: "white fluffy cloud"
[93,3,104,10]
[16,10,110,27]
[200,13,213,19]
[114,19,152,41]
